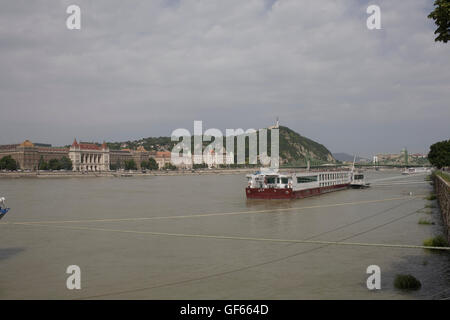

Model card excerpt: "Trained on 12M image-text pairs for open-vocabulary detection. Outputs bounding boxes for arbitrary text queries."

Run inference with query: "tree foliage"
[140,160,150,170]
[60,156,73,170]
[148,157,159,170]
[193,163,208,169]
[163,162,177,170]
[0,156,18,170]
[39,156,73,170]
[428,140,450,169]
[141,157,159,170]
[38,156,48,170]
[124,159,137,170]
[428,0,450,43]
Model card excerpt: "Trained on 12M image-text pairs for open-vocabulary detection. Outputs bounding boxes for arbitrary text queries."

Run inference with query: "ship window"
[266,177,276,184]
[297,176,318,183]
[281,177,289,184]
[354,174,364,180]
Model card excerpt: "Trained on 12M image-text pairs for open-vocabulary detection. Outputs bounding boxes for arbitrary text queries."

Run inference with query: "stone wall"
[434,173,450,243]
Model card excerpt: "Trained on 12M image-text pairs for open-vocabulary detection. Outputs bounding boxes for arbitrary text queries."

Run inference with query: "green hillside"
[106,125,335,165]
[278,126,335,165]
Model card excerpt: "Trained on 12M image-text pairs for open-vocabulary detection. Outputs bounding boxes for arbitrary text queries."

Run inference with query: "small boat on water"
[245,168,368,199]
[350,172,370,189]
[0,197,10,220]
[401,167,431,175]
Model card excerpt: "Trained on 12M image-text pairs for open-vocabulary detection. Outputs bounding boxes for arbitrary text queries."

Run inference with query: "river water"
[0,170,449,299]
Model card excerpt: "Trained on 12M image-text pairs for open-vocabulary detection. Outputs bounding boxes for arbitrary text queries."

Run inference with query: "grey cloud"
[0,0,448,157]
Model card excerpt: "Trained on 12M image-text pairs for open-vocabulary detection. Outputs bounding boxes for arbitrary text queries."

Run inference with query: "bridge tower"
[402,147,409,166]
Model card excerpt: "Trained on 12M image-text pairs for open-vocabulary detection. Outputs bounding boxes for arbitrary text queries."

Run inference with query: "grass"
[394,274,421,290]
[418,208,432,214]
[435,170,450,183]
[423,235,449,248]
[418,218,434,225]
[425,203,437,208]
[425,193,437,200]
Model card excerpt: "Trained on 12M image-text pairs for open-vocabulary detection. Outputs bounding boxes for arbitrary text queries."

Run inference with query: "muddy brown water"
[0,170,449,299]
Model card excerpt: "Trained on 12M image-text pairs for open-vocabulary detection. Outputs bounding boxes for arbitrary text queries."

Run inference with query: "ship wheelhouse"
[247,170,293,189]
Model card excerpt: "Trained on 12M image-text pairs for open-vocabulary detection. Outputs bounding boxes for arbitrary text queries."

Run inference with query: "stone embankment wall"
[434,173,450,242]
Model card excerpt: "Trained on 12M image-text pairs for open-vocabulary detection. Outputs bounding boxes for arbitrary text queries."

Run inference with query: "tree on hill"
[0,155,18,170]
[428,140,450,169]
[428,0,450,43]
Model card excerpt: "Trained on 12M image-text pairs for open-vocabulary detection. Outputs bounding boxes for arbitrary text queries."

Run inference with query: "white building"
[69,139,110,172]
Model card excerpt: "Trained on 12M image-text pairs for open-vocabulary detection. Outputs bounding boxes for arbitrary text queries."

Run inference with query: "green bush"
[0,155,18,170]
[163,163,177,170]
[394,274,421,290]
[124,159,137,170]
[423,235,449,248]
[148,157,159,170]
[426,193,437,200]
[418,218,433,225]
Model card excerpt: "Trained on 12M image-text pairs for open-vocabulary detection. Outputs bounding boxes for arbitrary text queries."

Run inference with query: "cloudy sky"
[0,0,448,157]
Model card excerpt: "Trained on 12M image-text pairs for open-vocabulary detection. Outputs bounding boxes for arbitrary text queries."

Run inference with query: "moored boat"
[401,167,431,175]
[0,197,10,220]
[245,168,362,199]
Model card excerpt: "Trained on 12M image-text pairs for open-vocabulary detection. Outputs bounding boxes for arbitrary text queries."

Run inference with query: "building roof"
[79,143,102,150]
[155,151,171,158]
[20,140,34,147]
[71,138,79,148]
[0,144,20,150]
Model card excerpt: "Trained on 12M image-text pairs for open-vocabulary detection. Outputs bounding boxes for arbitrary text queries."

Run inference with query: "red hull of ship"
[245,183,350,199]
